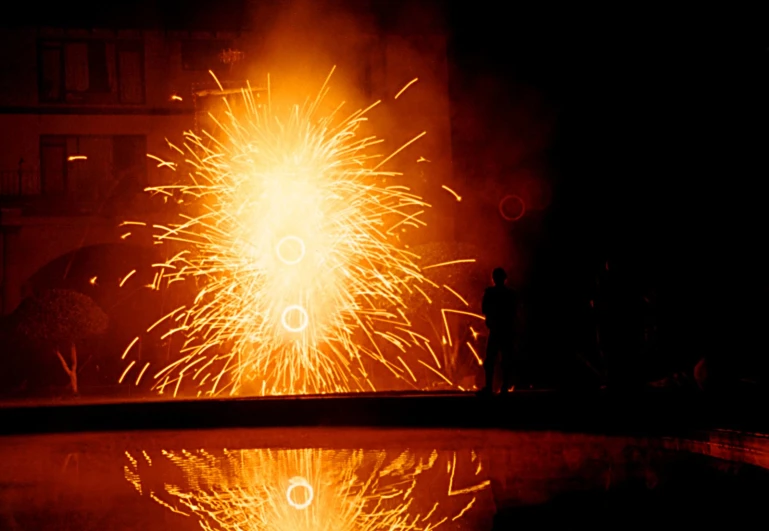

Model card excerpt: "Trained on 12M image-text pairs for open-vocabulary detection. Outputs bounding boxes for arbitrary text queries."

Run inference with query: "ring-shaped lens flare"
[498,194,526,222]
[286,476,313,510]
[281,305,309,333]
[276,236,306,265]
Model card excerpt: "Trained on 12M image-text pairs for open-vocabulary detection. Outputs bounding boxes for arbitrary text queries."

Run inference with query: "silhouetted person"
[480,267,517,395]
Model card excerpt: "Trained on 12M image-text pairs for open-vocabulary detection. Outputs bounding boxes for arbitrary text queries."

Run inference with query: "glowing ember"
[124,447,490,530]
[441,184,462,202]
[394,77,419,99]
[120,68,477,396]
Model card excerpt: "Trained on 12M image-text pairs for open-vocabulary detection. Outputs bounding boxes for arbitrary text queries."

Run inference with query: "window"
[181,40,232,71]
[117,41,144,104]
[38,40,145,104]
[40,137,67,195]
[112,136,148,187]
[39,135,147,199]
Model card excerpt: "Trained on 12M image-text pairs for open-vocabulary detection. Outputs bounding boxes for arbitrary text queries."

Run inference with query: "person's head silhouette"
[492,267,507,286]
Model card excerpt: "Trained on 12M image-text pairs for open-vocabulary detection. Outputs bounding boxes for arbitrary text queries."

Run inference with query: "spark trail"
[121,69,477,397]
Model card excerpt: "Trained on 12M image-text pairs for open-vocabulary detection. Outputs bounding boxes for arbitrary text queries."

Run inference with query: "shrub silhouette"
[13,289,108,395]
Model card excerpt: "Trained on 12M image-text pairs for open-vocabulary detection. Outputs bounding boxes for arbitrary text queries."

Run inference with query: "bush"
[12,289,108,395]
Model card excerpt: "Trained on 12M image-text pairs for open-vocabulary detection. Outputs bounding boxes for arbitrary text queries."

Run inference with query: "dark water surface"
[0,428,767,529]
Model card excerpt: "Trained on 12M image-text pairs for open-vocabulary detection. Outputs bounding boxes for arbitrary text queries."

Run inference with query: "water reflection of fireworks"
[124,447,490,530]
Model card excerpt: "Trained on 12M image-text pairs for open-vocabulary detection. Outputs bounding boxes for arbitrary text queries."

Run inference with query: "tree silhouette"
[13,289,108,395]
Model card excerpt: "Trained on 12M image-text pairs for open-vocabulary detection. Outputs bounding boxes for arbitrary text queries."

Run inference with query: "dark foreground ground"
[0,388,767,436]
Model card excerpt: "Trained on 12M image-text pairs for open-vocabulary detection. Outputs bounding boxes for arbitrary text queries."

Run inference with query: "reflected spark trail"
[123,447,490,530]
[121,69,477,396]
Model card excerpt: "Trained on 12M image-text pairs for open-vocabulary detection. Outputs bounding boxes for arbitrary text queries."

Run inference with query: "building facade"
[0,10,453,315]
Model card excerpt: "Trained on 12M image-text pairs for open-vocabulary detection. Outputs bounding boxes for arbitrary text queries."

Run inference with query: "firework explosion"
[124,446,490,530]
[119,69,479,396]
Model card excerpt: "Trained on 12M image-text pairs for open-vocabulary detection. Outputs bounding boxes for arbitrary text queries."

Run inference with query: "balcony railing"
[0,169,40,197]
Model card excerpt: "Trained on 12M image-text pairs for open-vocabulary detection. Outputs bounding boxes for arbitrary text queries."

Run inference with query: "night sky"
[6,2,767,384]
[450,6,767,382]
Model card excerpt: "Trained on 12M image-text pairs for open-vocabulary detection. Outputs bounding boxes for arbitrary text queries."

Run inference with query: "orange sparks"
[119,269,136,287]
[441,184,462,202]
[441,309,486,348]
[67,155,87,161]
[89,276,98,286]
[448,453,491,495]
[394,77,419,99]
[453,499,478,521]
[120,232,131,239]
[467,342,483,365]
[135,362,151,385]
[372,130,427,171]
[118,69,477,397]
[417,359,453,385]
[443,309,485,320]
[170,94,183,101]
[397,356,417,382]
[441,310,453,347]
[443,284,469,307]
[422,259,476,270]
[118,360,137,384]
[146,154,177,170]
[424,341,442,369]
[122,336,139,360]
